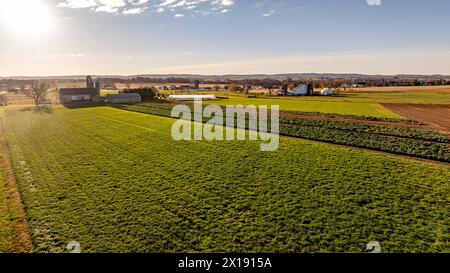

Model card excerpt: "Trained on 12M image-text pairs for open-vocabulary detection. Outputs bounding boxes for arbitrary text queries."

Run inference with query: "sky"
[0,0,450,76]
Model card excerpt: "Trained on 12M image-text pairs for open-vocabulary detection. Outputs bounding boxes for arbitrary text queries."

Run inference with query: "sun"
[0,0,53,37]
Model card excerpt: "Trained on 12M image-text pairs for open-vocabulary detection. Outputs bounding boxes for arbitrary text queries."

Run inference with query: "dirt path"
[0,127,32,253]
[382,104,450,135]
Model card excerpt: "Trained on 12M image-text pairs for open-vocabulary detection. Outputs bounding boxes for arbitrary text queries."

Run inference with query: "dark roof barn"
[59,88,98,96]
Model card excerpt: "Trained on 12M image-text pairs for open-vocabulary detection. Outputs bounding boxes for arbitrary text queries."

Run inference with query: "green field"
[0,168,13,252]
[168,88,450,117]
[1,106,449,252]
[334,91,450,104]
[117,102,450,162]
[181,88,450,104]
[203,97,400,118]
[100,90,120,97]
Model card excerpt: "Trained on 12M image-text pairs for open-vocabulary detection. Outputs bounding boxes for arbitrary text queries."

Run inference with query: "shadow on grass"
[62,100,172,109]
[18,106,54,114]
[62,102,107,109]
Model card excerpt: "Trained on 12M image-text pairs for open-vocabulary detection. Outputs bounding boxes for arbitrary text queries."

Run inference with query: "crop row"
[129,102,436,141]
[281,110,417,124]
[114,103,450,162]
[280,117,450,143]
[133,101,416,124]
[116,102,448,143]
[280,124,449,162]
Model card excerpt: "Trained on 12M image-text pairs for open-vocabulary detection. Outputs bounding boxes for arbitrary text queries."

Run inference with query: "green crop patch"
[116,102,450,162]
[1,107,449,253]
[0,168,14,252]
[202,97,400,118]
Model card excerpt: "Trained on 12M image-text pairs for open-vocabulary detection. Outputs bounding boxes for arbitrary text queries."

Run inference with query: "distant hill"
[1,73,449,81]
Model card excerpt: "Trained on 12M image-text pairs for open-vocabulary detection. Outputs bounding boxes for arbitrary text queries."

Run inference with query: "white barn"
[321,88,335,96]
[287,85,308,96]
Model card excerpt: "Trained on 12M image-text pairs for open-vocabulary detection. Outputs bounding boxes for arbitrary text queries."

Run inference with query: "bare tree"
[228,84,240,93]
[27,81,50,107]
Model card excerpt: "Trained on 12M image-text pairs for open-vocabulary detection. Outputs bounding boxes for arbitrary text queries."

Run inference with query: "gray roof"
[107,93,141,98]
[60,88,98,96]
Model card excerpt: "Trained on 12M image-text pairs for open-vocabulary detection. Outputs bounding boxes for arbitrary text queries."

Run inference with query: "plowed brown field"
[383,103,450,134]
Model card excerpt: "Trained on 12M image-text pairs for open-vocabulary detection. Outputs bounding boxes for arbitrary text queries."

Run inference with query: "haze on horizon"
[1,0,450,77]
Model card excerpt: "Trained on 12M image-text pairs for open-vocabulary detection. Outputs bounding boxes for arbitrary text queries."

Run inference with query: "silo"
[86,75,94,88]
[307,83,314,96]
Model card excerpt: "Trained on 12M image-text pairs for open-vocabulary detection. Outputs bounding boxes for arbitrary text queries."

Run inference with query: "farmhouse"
[59,75,100,103]
[107,93,142,104]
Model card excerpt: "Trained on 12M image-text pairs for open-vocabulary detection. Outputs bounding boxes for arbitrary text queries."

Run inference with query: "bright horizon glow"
[0,0,53,38]
[1,0,450,76]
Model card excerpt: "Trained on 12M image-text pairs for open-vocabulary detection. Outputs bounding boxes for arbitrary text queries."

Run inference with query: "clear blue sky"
[1,0,450,76]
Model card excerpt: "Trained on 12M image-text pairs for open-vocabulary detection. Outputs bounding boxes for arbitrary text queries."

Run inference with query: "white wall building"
[321,88,335,96]
[287,85,308,96]
[168,95,217,101]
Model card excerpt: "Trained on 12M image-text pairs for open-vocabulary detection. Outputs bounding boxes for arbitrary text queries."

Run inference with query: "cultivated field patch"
[383,104,450,135]
[202,97,398,118]
[117,102,450,162]
[1,107,449,252]
[0,167,13,252]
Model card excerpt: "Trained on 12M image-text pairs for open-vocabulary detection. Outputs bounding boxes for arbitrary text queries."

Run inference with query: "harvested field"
[353,85,450,93]
[383,104,450,135]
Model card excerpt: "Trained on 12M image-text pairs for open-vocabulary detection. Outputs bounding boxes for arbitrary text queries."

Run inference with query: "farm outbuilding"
[107,93,142,104]
[59,75,101,103]
[59,88,99,103]
[168,95,217,101]
[287,85,308,96]
[278,83,314,96]
[321,88,335,96]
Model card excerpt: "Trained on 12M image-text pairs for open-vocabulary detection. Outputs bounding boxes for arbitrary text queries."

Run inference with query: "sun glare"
[0,0,53,37]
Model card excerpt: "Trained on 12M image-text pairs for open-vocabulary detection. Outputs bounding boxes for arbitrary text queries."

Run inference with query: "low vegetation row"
[114,102,450,162]
[280,117,449,144]
[282,110,416,124]
[280,124,449,162]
